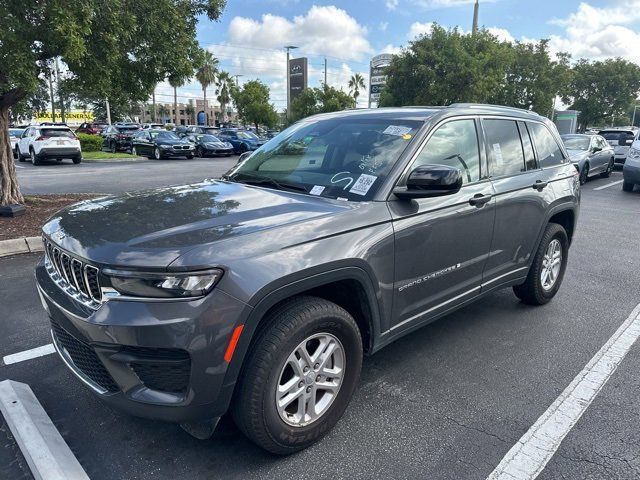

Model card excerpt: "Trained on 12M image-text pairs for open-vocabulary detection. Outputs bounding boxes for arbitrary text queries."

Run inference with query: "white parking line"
[487,303,640,480]
[3,343,55,365]
[593,180,623,191]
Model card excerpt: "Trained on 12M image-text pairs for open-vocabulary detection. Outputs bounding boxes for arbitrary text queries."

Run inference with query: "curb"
[0,236,43,258]
[0,380,90,480]
[82,156,147,163]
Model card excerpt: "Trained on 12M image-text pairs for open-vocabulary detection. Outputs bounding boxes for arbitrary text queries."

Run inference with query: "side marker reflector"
[224,325,244,362]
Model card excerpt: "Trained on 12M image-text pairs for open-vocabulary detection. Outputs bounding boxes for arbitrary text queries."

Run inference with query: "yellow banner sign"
[35,110,94,123]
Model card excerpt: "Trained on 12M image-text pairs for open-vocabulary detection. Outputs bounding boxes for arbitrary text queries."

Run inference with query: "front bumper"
[37,147,81,159]
[36,261,249,422]
[204,147,234,155]
[623,164,640,185]
[614,153,627,165]
[160,147,194,157]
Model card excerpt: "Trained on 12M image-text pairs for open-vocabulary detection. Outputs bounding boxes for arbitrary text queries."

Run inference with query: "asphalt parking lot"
[1,170,640,479]
[15,156,240,194]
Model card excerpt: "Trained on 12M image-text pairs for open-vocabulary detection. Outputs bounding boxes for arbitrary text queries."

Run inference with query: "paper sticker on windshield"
[383,125,412,137]
[310,185,325,196]
[349,174,377,196]
[493,143,504,165]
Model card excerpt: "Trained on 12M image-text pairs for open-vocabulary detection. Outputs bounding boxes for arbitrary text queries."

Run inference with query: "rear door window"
[528,123,566,168]
[483,119,526,177]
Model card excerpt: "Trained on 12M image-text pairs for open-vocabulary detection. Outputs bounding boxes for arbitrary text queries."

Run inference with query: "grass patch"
[82,151,141,160]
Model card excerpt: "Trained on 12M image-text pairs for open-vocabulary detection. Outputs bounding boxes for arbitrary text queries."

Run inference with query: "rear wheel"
[600,158,614,178]
[72,156,82,164]
[579,164,589,185]
[513,223,568,305]
[622,181,635,192]
[30,149,41,166]
[232,296,363,455]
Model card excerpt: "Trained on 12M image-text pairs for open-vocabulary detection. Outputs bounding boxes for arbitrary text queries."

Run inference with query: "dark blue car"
[217,129,266,154]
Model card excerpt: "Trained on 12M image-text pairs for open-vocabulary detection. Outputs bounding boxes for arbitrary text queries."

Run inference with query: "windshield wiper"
[225,171,308,193]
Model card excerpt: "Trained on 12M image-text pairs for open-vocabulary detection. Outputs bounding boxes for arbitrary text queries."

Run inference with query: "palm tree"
[168,76,183,125]
[216,71,233,125]
[185,104,195,125]
[195,51,219,125]
[158,104,169,123]
[348,73,366,108]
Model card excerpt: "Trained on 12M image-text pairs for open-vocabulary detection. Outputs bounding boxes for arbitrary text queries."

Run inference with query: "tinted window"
[529,123,565,168]
[518,122,537,170]
[41,128,75,138]
[483,119,525,177]
[9,129,24,137]
[150,131,179,140]
[412,119,480,184]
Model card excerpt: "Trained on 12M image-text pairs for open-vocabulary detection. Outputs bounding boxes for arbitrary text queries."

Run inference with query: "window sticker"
[359,154,382,173]
[330,171,355,190]
[349,174,377,196]
[337,197,349,201]
[309,185,325,196]
[402,133,412,140]
[383,125,412,137]
[493,143,504,165]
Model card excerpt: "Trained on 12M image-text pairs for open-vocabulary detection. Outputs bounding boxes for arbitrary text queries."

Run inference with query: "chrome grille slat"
[43,239,102,310]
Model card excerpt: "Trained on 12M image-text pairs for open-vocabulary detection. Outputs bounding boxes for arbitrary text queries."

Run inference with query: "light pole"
[233,74,243,87]
[284,45,298,116]
[632,105,640,127]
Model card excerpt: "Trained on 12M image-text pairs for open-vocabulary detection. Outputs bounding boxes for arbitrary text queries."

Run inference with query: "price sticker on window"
[383,125,412,137]
[309,185,325,196]
[349,174,377,196]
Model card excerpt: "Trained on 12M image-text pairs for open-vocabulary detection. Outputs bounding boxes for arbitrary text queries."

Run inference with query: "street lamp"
[632,105,640,127]
[284,45,298,115]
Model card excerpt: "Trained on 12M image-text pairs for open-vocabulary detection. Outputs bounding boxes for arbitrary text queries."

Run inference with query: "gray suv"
[36,104,580,454]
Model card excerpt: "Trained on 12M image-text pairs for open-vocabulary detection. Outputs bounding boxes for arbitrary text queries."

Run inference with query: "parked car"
[9,128,25,158]
[185,125,220,135]
[598,129,637,166]
[622,137,640,192]
[142,123,164,130]
[266,129,280,139]
[561,134,614,184]
[185,134,234,157]
[16,125,81,165]
[36,104,578,454]
[76,122,108,135]
[131,129,195,159]
[101,124,141,152]
[217,128,266,153]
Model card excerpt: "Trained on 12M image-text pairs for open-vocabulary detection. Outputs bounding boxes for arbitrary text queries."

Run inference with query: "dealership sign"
[35,110,94,124]
[368,54,393,107]
[289,57,308,104]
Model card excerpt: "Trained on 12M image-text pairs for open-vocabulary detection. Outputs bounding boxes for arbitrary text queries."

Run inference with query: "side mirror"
[394,164,463,199]
[592,146,602,153]
[237,151,252,164]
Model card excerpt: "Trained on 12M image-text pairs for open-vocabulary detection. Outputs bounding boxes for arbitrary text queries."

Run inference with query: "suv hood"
[42,180,360,269]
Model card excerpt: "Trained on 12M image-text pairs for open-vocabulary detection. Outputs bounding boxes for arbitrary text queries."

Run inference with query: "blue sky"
[156,1,640,111]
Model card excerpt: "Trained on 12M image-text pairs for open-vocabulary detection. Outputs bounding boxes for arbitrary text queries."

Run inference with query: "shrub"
[76,132,103,152]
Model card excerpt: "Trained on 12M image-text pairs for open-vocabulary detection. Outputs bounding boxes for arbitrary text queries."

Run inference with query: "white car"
[16,125,82,165]
[598,129,638,166]
[142,123,164,130]
[9,128,25,158]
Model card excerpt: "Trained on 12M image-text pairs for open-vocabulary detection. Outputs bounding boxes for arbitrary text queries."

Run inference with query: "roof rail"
[448,103,540,115]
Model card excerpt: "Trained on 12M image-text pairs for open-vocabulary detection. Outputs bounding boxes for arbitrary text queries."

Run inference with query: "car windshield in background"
[226,117,422,201]
[150,131,180,140]
[236,131,257,139]
[41,129,75,138]
[9,129,24,137]
[562,136,591,150]
[200,134,222,143]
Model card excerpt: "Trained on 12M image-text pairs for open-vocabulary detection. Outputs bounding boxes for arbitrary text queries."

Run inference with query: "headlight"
[103,269,223,298]
[159,144,172,149]
[628,147,640,159]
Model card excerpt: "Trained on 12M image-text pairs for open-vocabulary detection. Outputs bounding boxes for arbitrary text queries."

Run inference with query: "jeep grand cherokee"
[36,104,579,454]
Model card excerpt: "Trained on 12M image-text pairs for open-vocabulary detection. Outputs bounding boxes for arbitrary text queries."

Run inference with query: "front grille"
[172,145,190,150]
[51,321,118,393]
[127,347,191,394]
[43,237,103,309]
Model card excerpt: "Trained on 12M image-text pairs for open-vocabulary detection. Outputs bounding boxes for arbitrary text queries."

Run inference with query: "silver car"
[561,134,615,184]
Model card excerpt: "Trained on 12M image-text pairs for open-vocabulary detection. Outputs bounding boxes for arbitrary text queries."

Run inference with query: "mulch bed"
[0,194,100,241]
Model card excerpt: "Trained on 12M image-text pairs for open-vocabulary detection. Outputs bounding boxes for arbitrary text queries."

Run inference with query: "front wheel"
[131,146,137,157]
[154,147,162,160]
[600,158,614,178]
[110,141,117,154]
[232,296,363,455]
[622,181,635,192]
[513,223,569,305]
[579,164,589,185]
[195,146,203,158]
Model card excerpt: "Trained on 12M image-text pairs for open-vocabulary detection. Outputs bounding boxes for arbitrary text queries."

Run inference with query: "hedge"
[77,133,103,152]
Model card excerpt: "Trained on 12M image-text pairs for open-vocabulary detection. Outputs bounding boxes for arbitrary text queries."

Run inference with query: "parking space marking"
[3,344,55,365]
[487,303,640,480]
[593,180,623,191]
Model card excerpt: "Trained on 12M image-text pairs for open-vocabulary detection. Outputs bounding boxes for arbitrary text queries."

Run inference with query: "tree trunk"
[203,87,208,125]
[152,90,157,122]
[0,107,24,206]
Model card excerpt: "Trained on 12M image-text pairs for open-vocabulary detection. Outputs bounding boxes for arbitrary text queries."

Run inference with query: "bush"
[77,133,103,152]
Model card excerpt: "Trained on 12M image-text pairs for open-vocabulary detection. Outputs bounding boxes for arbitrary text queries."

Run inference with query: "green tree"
[348,73,366,107]
[562,58,640,130]
[216,71,234,124]
[234,80,278,130]
[0,0,226,206]
[195,51,219,125]
[168,73,189,125]
[185,103,196,125]
[158,104,169,123]
[290,85,353,122]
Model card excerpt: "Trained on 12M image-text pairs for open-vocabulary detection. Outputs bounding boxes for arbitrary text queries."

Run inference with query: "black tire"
[513,223,569,305]
[131,146,137,157]
[196,146,203,158]
[622,181,635,192]
[239,143,248,154]
[17,147,25,162]
[232,296,363,455]
[72,156,82,164]
[154,147,162,160]
[30,149,41,166]
[186,153,194,159]
[579,164,589,185]
[600,158,614,178]
[110,141,117,154]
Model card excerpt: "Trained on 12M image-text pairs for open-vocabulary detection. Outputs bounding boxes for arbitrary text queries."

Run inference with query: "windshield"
[225,117,422,201]
[237,131,257,139]
[562,136,590,150]
[200,134,222,143]
[9,129,24,137]
[150,131,179,140]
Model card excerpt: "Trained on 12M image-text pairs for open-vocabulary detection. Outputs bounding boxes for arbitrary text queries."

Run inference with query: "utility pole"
[324,57,328,87]
[48,68,56,123]
[105,98,112,125]
[472,0,479,34]
[632,105,639,127]
[55,58,66,123]
[233,74,243,87]
[284,45,298,116]
[152,87,157,122]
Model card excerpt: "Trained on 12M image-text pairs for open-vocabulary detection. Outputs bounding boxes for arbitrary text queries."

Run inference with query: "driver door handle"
[532,180,548,191]
[468,193,492,207]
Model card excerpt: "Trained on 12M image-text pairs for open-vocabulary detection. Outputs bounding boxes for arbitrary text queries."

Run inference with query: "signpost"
[288,57,308,107]
[368,54,393,108]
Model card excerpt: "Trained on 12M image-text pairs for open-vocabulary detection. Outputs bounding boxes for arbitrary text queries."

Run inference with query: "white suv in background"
[16,125,82,166]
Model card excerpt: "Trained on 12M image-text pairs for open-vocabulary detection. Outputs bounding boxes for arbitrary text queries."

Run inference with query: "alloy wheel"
[154,148,161,160]
[276,333,345,427]
[540,239,562,291]
[131,146,137,156]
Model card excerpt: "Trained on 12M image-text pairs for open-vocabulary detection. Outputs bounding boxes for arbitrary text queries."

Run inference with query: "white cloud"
[379,21,389,32]
[487,27,514,43]
[386,0,399,10]
[408,21,435,39]
[381,43,403,55]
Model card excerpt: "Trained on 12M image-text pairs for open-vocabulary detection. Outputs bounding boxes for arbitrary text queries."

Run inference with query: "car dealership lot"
[1,171,640,479]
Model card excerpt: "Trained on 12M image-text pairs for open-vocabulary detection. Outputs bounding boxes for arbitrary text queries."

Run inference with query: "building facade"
[139,99,236,126]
